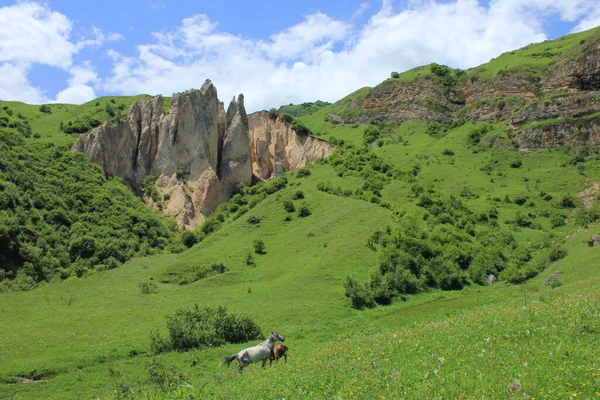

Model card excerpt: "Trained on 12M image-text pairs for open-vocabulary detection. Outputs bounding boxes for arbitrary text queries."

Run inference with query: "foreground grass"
[1,217,599,399]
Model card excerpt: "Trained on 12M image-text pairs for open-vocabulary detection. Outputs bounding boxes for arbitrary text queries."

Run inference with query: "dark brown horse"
[270,343,288,366]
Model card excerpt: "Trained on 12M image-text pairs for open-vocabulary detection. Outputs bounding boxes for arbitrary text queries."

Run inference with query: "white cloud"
[76,26,124,49]
[571,7,600,32]
[106,0,600,113]
[0,2,113,104]
[54,62,98,104]
[54,85,96,104]
[352,2,371,20]
[0,62,46,104]
[3,0,600,108]
[260,12,350,60]
[0,2,76,69]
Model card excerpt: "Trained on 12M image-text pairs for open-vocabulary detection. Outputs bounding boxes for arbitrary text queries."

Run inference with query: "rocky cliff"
[326,75,463,125]
[319,29,600,151]
[248,111,332,180]
[73,81,331,229]
[73,80,251,229]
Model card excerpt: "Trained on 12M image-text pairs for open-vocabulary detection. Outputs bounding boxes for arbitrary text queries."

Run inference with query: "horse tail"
[219,354,237,367]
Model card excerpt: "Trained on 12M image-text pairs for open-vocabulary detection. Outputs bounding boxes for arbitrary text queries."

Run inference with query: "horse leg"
[262,359,267,368]
[238,362,246,373]
[283,353,287,364]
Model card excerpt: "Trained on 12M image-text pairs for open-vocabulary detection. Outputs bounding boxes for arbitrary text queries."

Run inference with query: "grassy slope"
[2,119,599,398]
[0,95,149,147]
[2,28,600,399]
[465,27,599,80]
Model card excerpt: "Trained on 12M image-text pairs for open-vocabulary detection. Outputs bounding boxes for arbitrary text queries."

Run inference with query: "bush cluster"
[199,176,289,236]
[60,114,103,134]
[345,195,537,309]
[0,129,179,291]
[150,305,262,353]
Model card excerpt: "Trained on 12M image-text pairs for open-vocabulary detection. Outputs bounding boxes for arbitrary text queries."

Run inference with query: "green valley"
[1,25,600,400]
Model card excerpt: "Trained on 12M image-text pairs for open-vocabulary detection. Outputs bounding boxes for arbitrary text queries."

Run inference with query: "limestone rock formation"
[327,77,463,125]
[73,82,331,229]
[248,111,332,180]
[507,93,600,129]
[513,118,600,150]
[455,71,538,106]
[542,38,600,92]
[72,80,251,229]
[219,95,252,194]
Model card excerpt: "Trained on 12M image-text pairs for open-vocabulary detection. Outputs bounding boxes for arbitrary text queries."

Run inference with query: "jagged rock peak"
[219,94,252,195]
[248,111,332,180]
[72,83,250,229]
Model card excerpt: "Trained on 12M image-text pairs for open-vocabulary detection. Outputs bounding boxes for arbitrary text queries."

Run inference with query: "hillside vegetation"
[1,27,600,399]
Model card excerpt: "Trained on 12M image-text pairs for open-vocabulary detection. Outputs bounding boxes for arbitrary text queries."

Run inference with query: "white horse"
[219,331,285,372]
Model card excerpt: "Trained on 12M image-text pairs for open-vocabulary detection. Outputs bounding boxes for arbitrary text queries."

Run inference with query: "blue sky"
[1,0,599,112]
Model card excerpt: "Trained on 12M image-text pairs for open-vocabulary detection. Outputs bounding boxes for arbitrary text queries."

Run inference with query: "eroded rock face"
[73,80,251,229]
[456,71,538,106]
[328,77,463,125]
[514,118,600,150]
[507,92,600,129]
[248,111,332,180]
[219,95,252,194]
[542,37,600,92]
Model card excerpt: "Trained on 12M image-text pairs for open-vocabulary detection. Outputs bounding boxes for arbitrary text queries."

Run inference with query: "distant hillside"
[300,26,600,151]
[277,100,331,117]
[2,25,600,400]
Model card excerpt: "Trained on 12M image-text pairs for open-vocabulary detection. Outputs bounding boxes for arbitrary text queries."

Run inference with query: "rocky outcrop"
[329,77,463,125]
[542,36,600,92]
[219,95,252,194]
[507,92,600,129]
[456,71,539,107]
[458,97,524,123]
[248,111,332,180]
[513,117,600,150]
[73,80,252,229]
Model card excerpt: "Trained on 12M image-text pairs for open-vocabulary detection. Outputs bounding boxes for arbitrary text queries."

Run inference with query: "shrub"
[443,149,454,156]
[268,108,278,120]
[181,231,198,248]
[292,190,304,200]
[548,247,567,262]
[550,215,565,228]
[246,252,256,266]
[105,103,115,117]
[153,305,262,352]
[296,168,311,178]
[139,281,158,294]
[390,71,400,79]
[253,239,266,254]
[292,120,310,135]
[559,195,576,208]
[510,159,522,168]
[247,215,261,225]
[280,114,293,123]
[283,200,295,213]
[298,204,311,218]
[344,276,375,309]
[146,359,183,392]
[363,125,381,145]
[38,105,52,114]
[513,196,527,205]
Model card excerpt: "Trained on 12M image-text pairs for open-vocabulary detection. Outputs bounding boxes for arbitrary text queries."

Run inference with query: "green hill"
[1,27,600,399]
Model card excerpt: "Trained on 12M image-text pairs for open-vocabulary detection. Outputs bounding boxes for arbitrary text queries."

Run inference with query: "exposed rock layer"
[73,82,332,228]
[248,111,332,180]
[73,80,250,229]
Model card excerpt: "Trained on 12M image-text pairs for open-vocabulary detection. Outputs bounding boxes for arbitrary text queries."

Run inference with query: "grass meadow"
[2,114,600,398]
